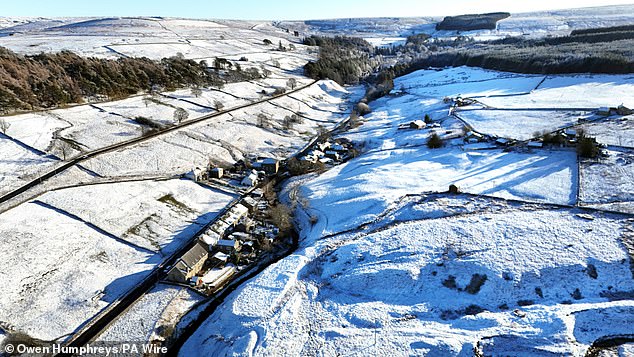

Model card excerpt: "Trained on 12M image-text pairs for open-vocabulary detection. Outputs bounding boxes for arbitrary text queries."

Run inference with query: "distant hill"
[436,12,511,31]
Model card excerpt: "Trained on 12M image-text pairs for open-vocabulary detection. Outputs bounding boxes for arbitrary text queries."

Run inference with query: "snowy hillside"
[182,66,634,355]
[289,4,634,45]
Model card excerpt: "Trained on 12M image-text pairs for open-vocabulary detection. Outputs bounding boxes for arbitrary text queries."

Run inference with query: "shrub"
[427,133,443,148]
[442,275,457,289]
[268,204,293,236]
[587,264,598,279]
[465,274,487,294]
[517,299,534,306]
[577,135,600,158]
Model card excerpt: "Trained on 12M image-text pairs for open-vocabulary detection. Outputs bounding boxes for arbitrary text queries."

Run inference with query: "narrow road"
[0,80,318,207]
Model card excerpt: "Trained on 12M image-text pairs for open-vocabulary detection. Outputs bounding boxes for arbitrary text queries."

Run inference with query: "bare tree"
[257,113,269,128]
[191,87,202,98]
[57,140,73,160]
[286,78,297,90]
[0,119,10,134]
[260,66,272,78]
[174,108,189,124]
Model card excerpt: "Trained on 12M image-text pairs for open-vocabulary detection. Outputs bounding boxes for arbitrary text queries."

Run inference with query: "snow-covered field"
[478,74,634,110]
[183,64,634,355]
[39,178,236,253]
[81,80,349,178]
[98,284,203,343]
[183,195,634,356]
[583,116,634,148]
[0,138,58,196]
[0,178,232,341]
[457,109,592,140]
[580,148,634,206]
[0,201,158,341]
[297,4,634,43]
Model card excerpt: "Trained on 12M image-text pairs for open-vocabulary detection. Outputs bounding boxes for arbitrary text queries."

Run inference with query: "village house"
[229,232,252,241]
[260,158,280,175]
[217,239,241,254]
[241,196,258,212]
[166,242,209,284]
[186,167,206,182]
[324,150,341,161]
[209,251,229,265]
[316,141,331,152]
[409,120,427,129]
[241,170,259,186]
[199,231,221,251]
[527,141,543,148]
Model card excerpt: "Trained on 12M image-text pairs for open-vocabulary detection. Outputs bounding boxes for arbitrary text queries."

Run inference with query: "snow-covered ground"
[0,201,158,341]
[182,65,634,355]
[0,179,232,341]
[478,74,634,110]
[0,138,59,196]
[296,4,634,43]
[81,80,350,178]
[38,178,236,253]
[0,17,297,60]
[580,148,634,206]
[583,116,634,148]
[182,194,634,356]
[98,284,203,343]
[457,109,593,140]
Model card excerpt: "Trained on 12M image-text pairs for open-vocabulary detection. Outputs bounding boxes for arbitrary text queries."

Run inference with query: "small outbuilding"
[448,184,460,194]
[261,158,280,175]
[241,170,259,186]
[409,120,427,130]
[217,239,240,253]
[210,167,224,179]
[186,167,205,182]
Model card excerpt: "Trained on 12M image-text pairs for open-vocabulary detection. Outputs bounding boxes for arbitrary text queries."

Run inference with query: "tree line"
[0,47,260,113]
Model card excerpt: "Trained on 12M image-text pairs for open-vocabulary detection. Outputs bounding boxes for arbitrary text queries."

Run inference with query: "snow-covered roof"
[217,239,237,248]
[200,265,236,285]
[212,251,229,262]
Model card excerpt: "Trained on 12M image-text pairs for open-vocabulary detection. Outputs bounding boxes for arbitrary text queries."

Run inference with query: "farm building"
[166,242,209,284]
[217,239,241,253]
[527,141,543,148]
[261,158,280,175]
[617,105,633,115]
[186,167,206,181]
[200,265,236,290]
[210,167,224,179]
[597,107,611,116]
[409,120,426,129]
[241,170,259,186]
[209,251,230,265]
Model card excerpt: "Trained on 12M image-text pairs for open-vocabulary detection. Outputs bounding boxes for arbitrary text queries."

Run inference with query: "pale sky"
[2,0,633,20]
